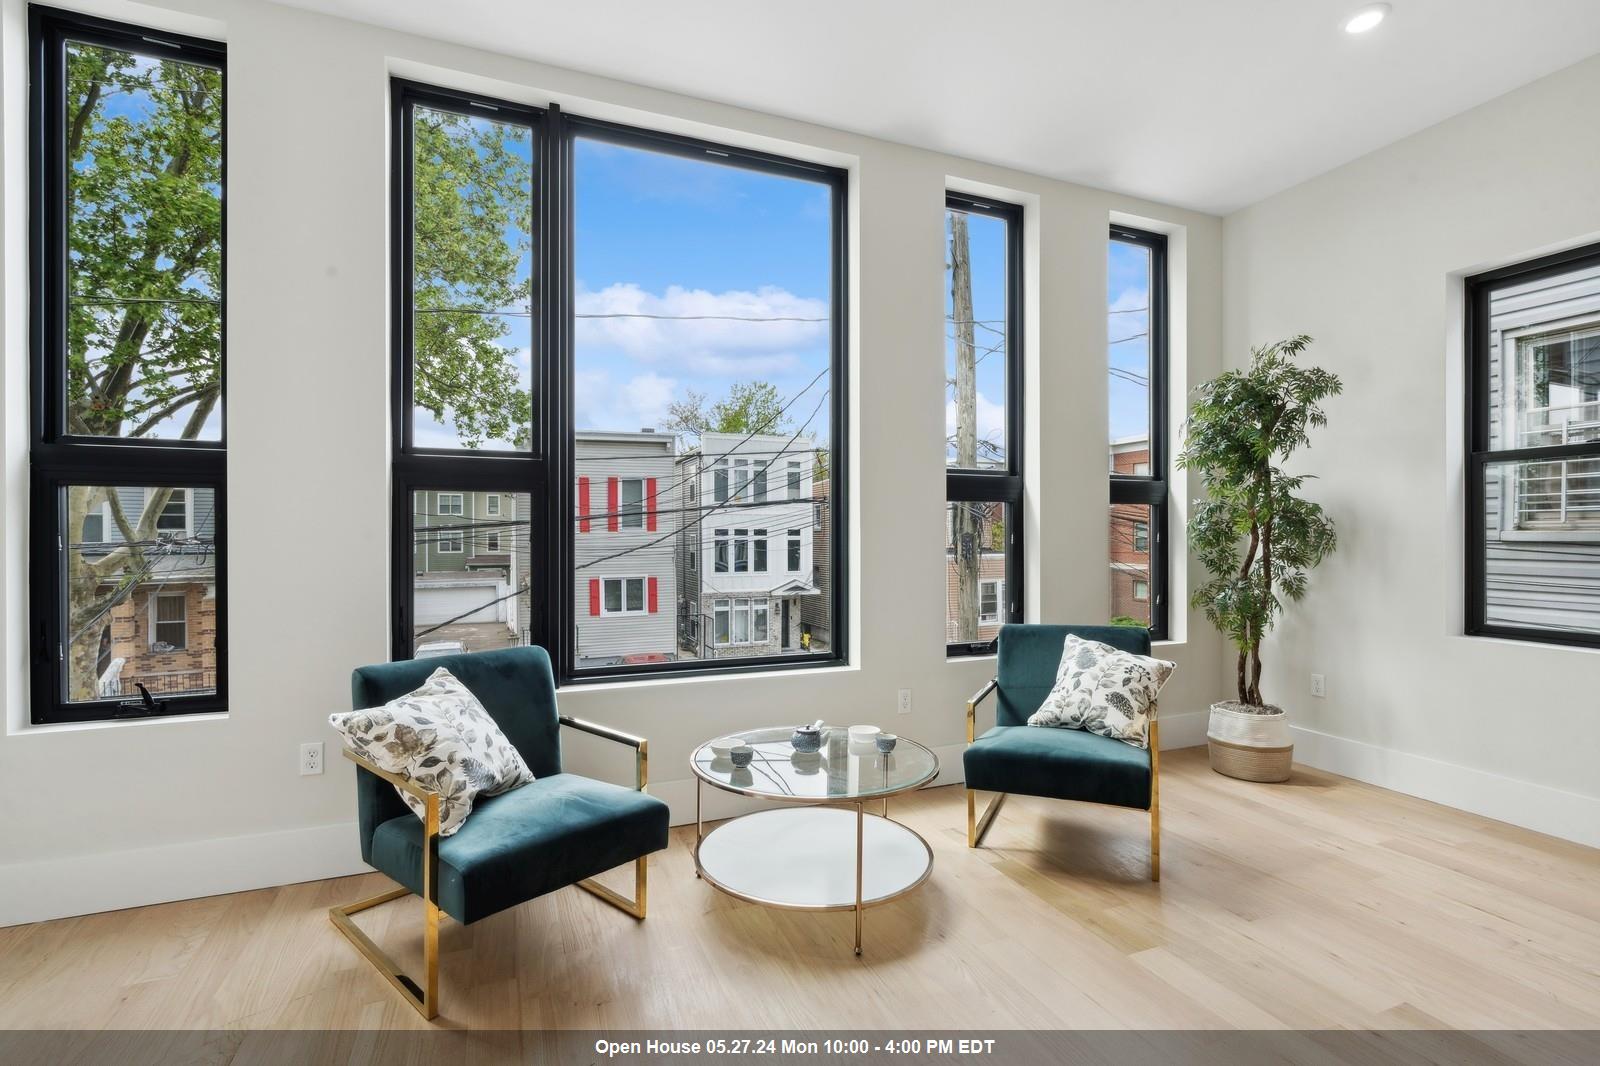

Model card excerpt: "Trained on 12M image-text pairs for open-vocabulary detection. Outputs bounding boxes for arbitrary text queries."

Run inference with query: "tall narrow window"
[1108,225,1169,639]
[29,11,227,723]
[1467,244,1600,645]
[945,193,1023,654]
[393,82,542,659]
[572,121,845,675]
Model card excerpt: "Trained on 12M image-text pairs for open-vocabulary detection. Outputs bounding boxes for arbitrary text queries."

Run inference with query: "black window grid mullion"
[1110,225,1169,641]
[1463,241,1600,649]
[29,9,229,724]
[390,79,548,663]
[946,192,1024,658]
[392,89,853,681]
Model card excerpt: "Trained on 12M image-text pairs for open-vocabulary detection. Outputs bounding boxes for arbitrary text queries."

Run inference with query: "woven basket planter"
[1207,702,1293,782]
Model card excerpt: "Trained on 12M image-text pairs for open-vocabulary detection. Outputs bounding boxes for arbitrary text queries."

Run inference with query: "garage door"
[414,581,505,625]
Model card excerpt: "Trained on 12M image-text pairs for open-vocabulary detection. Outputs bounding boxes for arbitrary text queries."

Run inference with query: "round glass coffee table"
[690,726,939,955]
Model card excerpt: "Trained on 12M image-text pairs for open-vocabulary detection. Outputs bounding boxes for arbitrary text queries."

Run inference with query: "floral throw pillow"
[1027,634,1176,748]
[328,668,534,837]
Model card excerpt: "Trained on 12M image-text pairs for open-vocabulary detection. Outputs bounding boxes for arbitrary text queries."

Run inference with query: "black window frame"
[1109,224,1169,642]
[1465,241,1600,649]
[390,80,551,662]
[391,86,851,681]
[28,7,229,725]
[946,192,1024,658]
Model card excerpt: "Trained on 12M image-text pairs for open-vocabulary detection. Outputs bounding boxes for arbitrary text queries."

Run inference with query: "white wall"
[0,0,1223,925]
[1222,55,1600,847]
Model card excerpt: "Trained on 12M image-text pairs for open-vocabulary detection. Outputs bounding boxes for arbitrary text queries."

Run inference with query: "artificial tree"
[1178,335,1342,708]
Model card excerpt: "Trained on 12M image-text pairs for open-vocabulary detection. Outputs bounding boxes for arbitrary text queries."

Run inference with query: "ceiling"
[280,0,1600,215]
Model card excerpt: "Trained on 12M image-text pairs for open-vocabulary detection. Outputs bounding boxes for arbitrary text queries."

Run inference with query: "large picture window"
[393,86,848,679]
[1108,225,1169,640]
[28,10,227,724]
[569,120,845,675]
[945,193,1023,655]
[1467,244,1600,645]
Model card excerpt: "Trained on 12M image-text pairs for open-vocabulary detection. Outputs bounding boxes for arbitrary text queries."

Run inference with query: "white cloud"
[576,369,678,433]
[1110,286,1148,314]
[576,283,827,375]
[946,389,1007,457]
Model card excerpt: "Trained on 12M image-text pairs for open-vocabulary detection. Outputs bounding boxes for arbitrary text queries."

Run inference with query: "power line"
[413,308,831,323]
[577,391,830,572]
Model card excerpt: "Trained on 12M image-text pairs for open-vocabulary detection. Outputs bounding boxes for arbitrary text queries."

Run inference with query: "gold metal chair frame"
[965,678,1160,882]
[329,715,649,1020]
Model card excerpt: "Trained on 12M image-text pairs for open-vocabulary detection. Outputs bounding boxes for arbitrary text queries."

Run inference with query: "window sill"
[946,652,997,665]
[563,659,858,694]
[14,710,228,737]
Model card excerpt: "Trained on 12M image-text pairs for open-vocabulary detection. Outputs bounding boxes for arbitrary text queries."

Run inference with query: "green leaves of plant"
[1177,335,1342,703]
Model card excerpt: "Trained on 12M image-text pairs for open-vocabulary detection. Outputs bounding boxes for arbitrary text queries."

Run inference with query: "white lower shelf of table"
[695,806,933,910]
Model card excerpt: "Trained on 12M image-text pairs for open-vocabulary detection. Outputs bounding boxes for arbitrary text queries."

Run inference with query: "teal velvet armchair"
[962,624,1161,881]
[331,646,670,1019]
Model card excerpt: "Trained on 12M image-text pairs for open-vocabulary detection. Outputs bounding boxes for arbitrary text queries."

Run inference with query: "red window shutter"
[588,578,601,617]
[647,576,659,614]
[646,477,658,532]
[607,477,619,533]
[577,476,591,533]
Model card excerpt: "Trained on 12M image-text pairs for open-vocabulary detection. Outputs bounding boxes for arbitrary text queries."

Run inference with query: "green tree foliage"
[665,381,793,437]
[410,106,533,448]
[67,45,221,439]
[1177,335,1341,706]
[64,45,223,698]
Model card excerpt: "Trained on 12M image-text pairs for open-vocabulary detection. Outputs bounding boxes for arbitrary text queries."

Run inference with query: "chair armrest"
[342,747,438,810]
[559,715,649,792]
[966,678,999,745]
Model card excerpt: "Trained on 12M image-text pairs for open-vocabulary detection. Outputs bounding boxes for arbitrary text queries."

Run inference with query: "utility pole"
[950,212,979,642]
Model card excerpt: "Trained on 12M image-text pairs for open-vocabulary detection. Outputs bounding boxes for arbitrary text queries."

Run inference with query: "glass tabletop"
[691,726,939,801]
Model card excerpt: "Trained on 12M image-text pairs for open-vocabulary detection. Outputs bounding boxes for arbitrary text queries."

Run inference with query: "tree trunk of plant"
[950,212,979,642]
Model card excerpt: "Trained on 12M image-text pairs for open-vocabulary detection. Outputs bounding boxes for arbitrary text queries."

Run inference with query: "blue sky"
[1108,240,1152,445]
[571,138,833,448]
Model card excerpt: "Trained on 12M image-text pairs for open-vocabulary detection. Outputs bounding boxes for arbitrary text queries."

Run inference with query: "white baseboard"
[1289,725,1600,849]
[1,722,1212,927]
[0,821,367,928]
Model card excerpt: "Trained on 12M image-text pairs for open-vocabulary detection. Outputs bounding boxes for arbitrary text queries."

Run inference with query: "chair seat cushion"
[369,772,669,924]
[964,725,1152,810]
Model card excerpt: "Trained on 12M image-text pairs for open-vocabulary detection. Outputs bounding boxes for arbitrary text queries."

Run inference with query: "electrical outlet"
[1310,674,1326,698]
[300,741,324,776]
[897,688,913,714]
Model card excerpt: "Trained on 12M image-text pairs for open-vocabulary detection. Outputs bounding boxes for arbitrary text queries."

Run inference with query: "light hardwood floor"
[2,748,1598,1031]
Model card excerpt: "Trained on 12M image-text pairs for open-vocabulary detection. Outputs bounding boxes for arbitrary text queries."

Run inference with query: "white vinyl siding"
[573,438,677,662]
[1483,264,1600,633]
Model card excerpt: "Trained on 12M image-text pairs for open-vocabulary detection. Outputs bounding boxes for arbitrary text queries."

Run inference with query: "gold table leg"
[854,801,864,956]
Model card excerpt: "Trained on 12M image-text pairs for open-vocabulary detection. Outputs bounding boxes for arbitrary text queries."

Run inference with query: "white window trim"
[82,500,112,544]
[619,477,646,530]
[436,492,465,517]
[486,494,501,517]
[712,596,769,646]
[786,529,801,572]
[979,578,1004,626]
[1494,317,1600,537]
[1133,579,1150,602]
[145,487,191,538]
[149,590,188,649]
[600,575,651,616]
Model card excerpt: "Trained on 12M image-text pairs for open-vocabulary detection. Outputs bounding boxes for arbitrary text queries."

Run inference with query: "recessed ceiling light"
[1344,3,1390,34]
